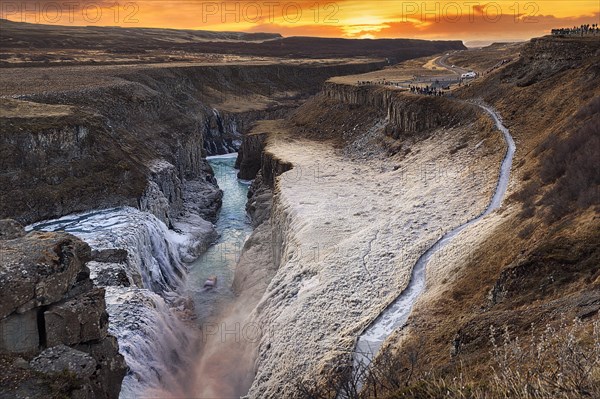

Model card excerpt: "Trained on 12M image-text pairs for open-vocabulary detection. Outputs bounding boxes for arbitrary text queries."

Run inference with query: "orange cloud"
[1,0,598,41]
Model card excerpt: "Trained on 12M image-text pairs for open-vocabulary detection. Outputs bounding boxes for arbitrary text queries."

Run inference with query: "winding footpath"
[352,103,516,386]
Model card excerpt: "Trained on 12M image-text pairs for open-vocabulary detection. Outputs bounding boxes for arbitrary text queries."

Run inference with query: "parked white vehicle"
[461,71,477,79]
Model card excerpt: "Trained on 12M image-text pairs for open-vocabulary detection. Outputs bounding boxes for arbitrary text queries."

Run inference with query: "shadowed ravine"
[351,103,516,387]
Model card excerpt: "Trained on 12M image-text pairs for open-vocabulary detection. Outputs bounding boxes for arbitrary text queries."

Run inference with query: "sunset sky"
[2,1,599,42]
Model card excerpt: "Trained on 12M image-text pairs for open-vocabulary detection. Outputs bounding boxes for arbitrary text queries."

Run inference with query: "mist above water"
[150,154,258,398]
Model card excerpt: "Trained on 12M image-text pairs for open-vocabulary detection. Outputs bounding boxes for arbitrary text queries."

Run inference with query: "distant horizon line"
[0,17,537,46]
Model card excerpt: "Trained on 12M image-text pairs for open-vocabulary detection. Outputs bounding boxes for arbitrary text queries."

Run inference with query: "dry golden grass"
[295,36,600,399]
[295,318,600,399]
[447,43,523,73]
[0,98,74,118]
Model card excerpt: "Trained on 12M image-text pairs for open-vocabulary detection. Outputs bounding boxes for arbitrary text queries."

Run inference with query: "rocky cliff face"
[205,107,293,156]
[322,82,476,137]
[235,133,268,180]
[0,99,147,225]
[235,120,296,183]
[0,220,126,398]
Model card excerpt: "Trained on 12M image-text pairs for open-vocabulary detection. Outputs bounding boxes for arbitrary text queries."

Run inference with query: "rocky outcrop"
[137,157,223,228]
[30,345,96,379]
[236,133,268,180]
[0,221,126,398]
[44,288,109,347]
[323,82,476,136]
[0,231,90,320]
[514,36,600,87]
[139,160,183,226]
[260,148,293,189]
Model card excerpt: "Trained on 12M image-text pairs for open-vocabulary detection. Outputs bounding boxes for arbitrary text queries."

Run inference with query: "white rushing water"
[30,207,189,294]
[352,103,516,386]
[105,287,196,397]
[28,206,204,397]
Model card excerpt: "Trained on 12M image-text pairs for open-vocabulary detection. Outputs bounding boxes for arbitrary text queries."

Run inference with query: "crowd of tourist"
[408,85,445,96]
[551,24,599,36]
[357,79,402,87]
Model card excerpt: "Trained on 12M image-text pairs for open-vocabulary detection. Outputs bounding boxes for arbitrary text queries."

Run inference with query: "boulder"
[44,288,109,347]
[0,309,39,354]
[0,231,91,319]
[30,345,96,379]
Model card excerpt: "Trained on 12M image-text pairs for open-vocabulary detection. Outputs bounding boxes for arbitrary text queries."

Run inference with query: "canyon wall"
[322,82,476,137]
[0,59,390,398]
[0,61,384,226]
[0,99,147,225]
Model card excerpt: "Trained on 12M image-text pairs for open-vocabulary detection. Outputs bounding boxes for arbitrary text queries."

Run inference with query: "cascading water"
[105,287,195,397]
[27,154,253,398]
[28,207,203,397]
[30,208,188,294]
[351,103,516,390]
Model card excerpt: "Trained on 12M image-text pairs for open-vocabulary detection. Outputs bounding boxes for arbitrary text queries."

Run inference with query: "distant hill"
[0,18,283,45]
[0,19,466,62]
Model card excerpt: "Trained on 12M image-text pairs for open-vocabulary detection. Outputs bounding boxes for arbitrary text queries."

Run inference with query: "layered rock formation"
[0,220,126,398]
[322,82,476,136]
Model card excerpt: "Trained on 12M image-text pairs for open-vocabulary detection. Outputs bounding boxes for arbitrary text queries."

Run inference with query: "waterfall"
[106,287,196,398]
[28,206,204,398]
[30,207,188,294]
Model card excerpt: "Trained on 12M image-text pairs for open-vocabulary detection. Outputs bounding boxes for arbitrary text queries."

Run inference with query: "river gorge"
[2,31,598,399]
[4,75,512,398]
